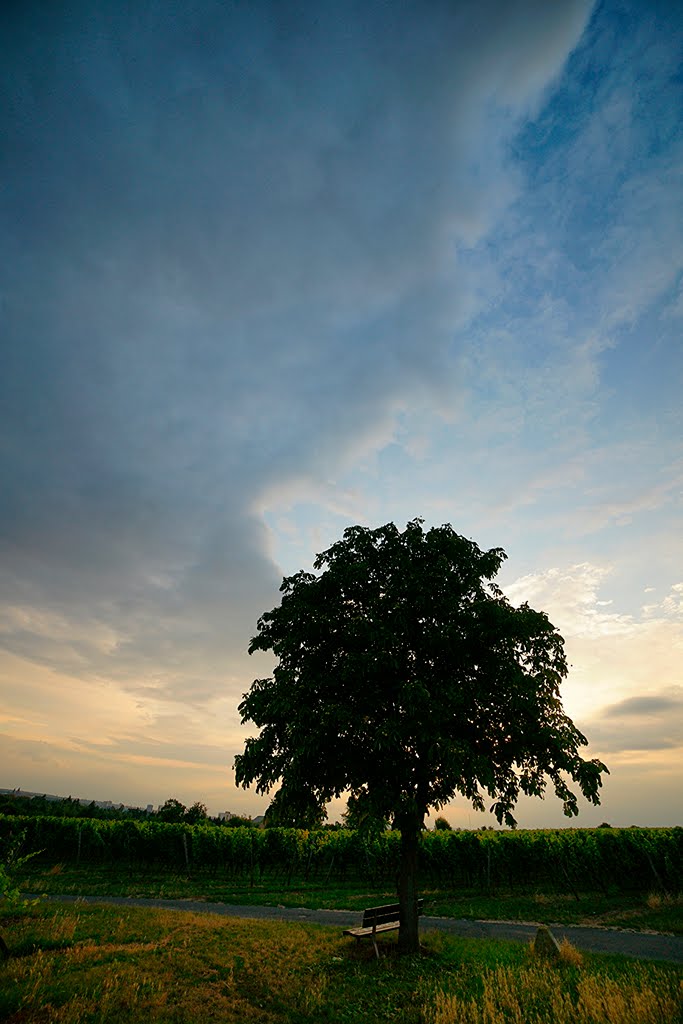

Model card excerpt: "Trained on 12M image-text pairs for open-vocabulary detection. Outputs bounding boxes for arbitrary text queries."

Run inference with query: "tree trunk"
[397,812,421,954]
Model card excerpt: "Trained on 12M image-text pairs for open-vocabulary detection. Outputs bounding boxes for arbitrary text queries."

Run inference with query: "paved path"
[35,894,683,965]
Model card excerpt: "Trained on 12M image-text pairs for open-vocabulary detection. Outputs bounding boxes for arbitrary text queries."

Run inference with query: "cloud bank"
[2,1,681,821]
[0,0,592,701]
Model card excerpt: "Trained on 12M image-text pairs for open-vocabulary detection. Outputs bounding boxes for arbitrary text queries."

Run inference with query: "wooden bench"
[343,899,423,958]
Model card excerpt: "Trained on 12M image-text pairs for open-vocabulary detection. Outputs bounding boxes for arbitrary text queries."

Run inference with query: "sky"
[1,0,681,828]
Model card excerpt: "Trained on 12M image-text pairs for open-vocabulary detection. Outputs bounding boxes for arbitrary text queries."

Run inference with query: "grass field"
[16,860,683,935]
[1,902,681,1023]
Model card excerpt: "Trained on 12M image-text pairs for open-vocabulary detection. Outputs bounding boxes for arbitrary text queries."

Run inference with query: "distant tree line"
[0,793,219,826]
[0,793,352,829]
[0,792,508,832]
[0,794,149,822]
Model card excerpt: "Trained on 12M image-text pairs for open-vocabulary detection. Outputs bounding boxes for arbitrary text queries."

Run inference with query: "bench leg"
[372,926,380,959]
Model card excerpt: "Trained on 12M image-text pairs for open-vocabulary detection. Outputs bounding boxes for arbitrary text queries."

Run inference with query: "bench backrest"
[361,899,423,928]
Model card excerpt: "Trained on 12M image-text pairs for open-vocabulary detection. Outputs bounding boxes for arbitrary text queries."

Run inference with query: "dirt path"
[35,894,683,965]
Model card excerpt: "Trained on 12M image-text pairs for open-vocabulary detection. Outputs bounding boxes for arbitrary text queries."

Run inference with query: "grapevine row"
[1,815,680,894]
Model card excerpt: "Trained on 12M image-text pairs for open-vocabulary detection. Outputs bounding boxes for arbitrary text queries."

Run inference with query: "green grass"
[17,860,683,934]
[1,902,681,1023]
[424,889,683,935]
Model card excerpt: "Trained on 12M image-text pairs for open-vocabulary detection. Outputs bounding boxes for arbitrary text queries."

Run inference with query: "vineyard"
[2,814,681,896]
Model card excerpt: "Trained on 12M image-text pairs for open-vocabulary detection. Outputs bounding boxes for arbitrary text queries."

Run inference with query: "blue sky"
[1,0,681,826]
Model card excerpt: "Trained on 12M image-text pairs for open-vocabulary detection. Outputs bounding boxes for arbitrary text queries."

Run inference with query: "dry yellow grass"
[557,936,584,968]
[424,964,682,1024]
[3,908,335,1022]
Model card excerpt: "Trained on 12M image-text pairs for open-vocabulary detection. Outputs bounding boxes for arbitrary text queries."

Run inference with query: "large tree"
[234,520,608,952]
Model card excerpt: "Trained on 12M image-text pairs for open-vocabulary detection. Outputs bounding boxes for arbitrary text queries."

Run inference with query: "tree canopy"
[264,787,326,829]
[185,801,209,825]
[156,798,187,823]
[341,792,389,833]
[234,519,608,950]
[433,816,452,831]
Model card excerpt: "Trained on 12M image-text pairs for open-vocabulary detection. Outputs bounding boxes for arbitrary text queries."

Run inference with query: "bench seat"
[344,920,404,938]
[344,900,423,957]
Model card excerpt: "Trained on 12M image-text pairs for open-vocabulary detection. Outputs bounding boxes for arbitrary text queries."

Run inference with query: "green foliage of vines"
[1,814,680,894]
